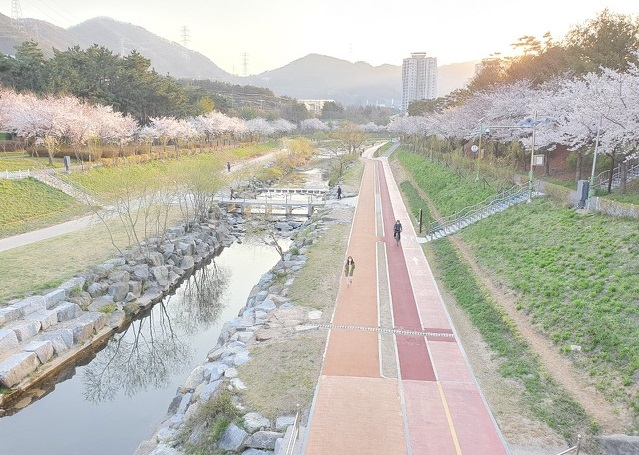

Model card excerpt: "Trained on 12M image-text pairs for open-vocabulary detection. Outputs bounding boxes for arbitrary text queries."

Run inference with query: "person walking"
[344,256,355,286]
[227,161,231,172]
[337,185,342,200]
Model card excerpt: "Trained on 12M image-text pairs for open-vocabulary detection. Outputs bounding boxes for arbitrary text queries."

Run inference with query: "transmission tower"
[242,52,248,77]
[180,26,191,61]
[11,0,24,31]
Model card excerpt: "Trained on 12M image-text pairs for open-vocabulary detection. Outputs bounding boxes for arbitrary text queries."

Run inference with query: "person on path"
[344,256,355,286]
[393,220,402,245]
[337,185,342,200]
[227,161,231,172]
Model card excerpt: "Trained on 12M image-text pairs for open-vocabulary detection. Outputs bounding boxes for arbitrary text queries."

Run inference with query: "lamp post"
[528,111,537,203]
[475,117,486,182]
[587,116,602,210]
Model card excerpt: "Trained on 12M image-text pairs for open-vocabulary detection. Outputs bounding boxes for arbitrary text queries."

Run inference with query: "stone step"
[0,308,108,388]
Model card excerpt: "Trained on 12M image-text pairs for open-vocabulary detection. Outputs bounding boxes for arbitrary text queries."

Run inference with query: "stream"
[0,240,289,455]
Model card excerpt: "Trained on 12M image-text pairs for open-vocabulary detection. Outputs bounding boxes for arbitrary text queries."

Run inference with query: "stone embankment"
[133,210,339,455]
[0,219,234,412]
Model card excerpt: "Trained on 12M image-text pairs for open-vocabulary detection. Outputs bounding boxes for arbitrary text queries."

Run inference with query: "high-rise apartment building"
[401,52,437,112]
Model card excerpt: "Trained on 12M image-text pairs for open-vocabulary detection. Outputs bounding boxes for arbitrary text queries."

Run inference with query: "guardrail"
[422,185,532,242]
[593,161,639,190]
[1,169,31,179]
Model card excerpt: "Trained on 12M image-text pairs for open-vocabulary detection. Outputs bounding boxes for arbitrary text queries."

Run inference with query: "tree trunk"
[620,160,627,195]
[545,150,550,175]
[607,156,615,194]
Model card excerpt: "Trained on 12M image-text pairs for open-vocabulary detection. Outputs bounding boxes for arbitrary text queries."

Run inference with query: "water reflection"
[0,241,285,455]
[82,261,229,404]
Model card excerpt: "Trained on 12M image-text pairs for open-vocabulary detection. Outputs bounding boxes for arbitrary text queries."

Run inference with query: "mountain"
[68,18,233,82]
[0,14,477,105]
[245,54,402,107]
[245,54,478,105]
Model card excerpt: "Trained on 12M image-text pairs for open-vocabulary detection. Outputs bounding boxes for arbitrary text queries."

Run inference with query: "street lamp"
[528,111,537,203]
[474,117,486,182]
[587,116,603,210]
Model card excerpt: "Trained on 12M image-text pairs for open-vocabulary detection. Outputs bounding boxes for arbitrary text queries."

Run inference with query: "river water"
[0,240,289,455]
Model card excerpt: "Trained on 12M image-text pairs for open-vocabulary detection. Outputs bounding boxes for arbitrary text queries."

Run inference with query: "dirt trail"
[390,160,633,437]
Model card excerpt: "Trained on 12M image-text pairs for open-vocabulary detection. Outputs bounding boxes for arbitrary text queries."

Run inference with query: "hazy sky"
[2,1,639,75]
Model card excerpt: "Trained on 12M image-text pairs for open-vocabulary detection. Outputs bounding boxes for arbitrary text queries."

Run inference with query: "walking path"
[0,151,281,254]
[302,149,510,454]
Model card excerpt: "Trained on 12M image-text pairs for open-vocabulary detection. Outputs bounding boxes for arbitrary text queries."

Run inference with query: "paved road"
[302,149,510,454]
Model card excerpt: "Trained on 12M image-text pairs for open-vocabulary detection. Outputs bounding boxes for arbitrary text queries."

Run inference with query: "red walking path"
[302,151,509,455]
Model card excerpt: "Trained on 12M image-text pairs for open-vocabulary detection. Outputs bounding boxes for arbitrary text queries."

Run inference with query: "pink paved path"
[303,150,509,455]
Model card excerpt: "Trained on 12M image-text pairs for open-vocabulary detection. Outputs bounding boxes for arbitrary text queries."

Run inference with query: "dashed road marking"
[309,323,455,338]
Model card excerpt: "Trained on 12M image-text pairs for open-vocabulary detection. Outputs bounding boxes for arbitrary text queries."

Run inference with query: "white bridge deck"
[219,188,328,217]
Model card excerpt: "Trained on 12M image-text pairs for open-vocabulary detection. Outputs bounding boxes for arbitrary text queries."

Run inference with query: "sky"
[2,0,639,75]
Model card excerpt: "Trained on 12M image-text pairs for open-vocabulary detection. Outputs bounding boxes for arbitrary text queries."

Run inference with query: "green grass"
[0,178,89,238]
[428,236,594,443]
[397,151,639,430]
[396,149,509,217]
[462,199,639,406]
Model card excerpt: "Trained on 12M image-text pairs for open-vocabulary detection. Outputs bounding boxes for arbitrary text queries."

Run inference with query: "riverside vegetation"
[394,146,639,452]
[4,137,637,453]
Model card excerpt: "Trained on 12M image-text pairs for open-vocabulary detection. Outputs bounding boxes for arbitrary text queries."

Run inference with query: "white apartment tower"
[401,52,437,112]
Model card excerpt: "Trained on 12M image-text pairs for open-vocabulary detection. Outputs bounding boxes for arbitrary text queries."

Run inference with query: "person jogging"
[393,220,402,246]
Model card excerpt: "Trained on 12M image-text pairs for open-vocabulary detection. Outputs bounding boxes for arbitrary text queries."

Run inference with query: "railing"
[1,169,31,179]
[258,187,328,196]
[593,160,639,190]
[283,404,301,455]
[422,185,532,242]
[555,434,581,455]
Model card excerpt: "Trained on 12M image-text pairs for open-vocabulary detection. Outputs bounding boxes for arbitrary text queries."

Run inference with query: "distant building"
[298,99,334,117]
[401,52,437,112]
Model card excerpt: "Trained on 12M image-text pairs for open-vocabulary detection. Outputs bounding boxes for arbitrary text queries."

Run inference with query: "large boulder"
[244,431,282,450]
[25,309,58,330]
[23,339,55,363]
[596,434,639,455]
[14,296,46,316]
[107,282,129,302]
[0,328,19,352]
[44,289,66,309]
[55,302,83,322]
[243,412,270,433]
[10,320,41,341]
[88,295,115,312]
[0,351,40,387]
[218,423,248,452]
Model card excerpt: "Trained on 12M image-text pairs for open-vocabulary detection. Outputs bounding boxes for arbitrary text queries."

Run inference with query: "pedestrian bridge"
[220,188,327,217]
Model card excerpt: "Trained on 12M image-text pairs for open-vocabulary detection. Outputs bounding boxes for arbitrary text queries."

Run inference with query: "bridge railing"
[257,187,328,196]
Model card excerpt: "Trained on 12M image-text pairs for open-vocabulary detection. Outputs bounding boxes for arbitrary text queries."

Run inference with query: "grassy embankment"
[396,148,639,444]
[0,142,278,304]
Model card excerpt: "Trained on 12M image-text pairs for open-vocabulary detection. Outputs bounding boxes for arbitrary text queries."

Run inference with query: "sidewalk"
[302,150,509,454]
